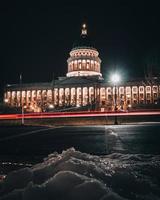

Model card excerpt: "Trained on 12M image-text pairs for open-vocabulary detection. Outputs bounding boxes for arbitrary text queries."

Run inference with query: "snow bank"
[0,148,160,200]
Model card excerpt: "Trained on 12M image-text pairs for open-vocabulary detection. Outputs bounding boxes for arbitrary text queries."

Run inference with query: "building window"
[82,60,86,69]
[126,87,131,94]
[147,93,151,99]
[140,100,144,104]
[133,100,137,104]
[78,60,81,69]
[153,86,158,93]
[120,94,124,99]
[91,60,94,69]
[132,87,137,93]
[74,60,77,69]
[146,86,151,92]
[119,87,124,93]
[133,94,137,99]
[107,88,111,93]
[87,60,90,69]
[147,100,151,104]
[154,93,157,98]
[139,87,144,92]
[140,93,144,99]
[108,95,112,100]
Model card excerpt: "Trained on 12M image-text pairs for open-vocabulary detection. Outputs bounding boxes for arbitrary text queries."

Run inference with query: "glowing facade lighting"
[4,99,9,103]
[49,104,54,109]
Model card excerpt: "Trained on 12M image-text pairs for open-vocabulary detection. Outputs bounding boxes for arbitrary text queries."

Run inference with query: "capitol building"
[4,24,160,112]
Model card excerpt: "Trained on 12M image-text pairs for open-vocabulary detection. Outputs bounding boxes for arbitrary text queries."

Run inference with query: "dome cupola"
[66,24,102,77]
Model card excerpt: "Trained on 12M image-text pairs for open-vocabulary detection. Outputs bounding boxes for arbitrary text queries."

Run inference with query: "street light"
[20,74,24,125]
[110,73,121,125]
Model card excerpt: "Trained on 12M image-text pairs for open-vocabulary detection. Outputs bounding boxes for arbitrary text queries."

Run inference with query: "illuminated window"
[140,93,144,98]
[147,93,151,99]
[119,87,124,93]
[82,60,86,68]
[153,86,158,92]
[133,100,137,104]
[107,88,111,93]
[126,87,131,93]
[132,87,137,93]
[133,94,137,98]
[108,95,112,100]
[86,60,90,69]
[139,87,144,92]
[146,86,151,92]
[154,93,157,98]
[78,60,81,69]
[91,60,94,69]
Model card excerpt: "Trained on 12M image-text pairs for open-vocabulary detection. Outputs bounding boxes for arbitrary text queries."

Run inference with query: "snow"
[0,148,160,200]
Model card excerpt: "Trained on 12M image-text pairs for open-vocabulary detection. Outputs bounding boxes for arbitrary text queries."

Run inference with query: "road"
[0,124,160,160]
[1,124,160,198]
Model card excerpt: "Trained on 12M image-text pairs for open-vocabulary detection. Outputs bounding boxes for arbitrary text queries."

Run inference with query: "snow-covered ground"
[0,148,160,200]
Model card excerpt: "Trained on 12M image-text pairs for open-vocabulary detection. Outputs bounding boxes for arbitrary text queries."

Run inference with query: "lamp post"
[111,73,120,125]
[20,74,24,125]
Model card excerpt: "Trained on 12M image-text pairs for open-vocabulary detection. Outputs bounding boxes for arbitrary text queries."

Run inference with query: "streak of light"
[0,110,160,120]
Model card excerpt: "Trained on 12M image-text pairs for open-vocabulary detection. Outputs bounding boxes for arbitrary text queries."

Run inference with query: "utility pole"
[114,84,118,125]
[20,74,24,125]
[52,72,55,107]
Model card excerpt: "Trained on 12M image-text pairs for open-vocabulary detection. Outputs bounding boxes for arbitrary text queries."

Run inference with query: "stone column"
[130,86,132,106]
[158,85,160,102]
[52,89,54,105]
[137,87,139,104]
[87,87,89,104]
[75,87,77,106]
[81,87,83,106]
[62,88,65,106]
[26,91,28,106]
[144,86,146,104]
[57,88,60,106]
[69,88,71,106]
[151,85,153,104]
[99,87,101,106]
[105,87,107,104]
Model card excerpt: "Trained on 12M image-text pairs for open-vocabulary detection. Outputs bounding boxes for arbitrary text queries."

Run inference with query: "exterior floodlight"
[111,74,120,84]
[4,99,9,103]
[49,104,54,109]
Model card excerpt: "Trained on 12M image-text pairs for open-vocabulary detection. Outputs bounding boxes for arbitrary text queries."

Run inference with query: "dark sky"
[0,0,160,96]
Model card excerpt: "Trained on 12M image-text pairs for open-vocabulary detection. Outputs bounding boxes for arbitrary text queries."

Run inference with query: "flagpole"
[20,74,24,125]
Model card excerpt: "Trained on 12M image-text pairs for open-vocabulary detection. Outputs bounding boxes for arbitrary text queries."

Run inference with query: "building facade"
[4,24,160,112]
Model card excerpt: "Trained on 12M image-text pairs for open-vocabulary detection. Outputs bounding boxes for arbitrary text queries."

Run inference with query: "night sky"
[0,1,160,97]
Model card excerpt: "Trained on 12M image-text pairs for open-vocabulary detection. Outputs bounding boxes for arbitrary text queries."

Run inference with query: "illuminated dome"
[66,24,102,77]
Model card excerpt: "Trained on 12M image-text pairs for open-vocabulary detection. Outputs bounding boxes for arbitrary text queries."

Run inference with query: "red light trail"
[0,111,160,120]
